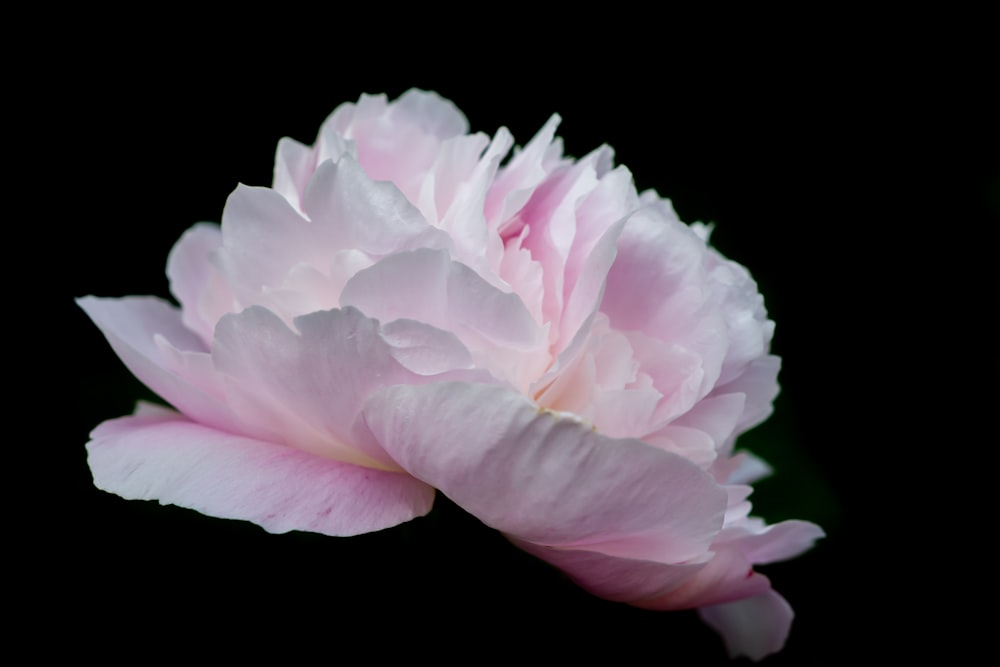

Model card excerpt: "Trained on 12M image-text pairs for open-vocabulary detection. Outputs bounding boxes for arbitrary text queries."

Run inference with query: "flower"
[79,89,822,660]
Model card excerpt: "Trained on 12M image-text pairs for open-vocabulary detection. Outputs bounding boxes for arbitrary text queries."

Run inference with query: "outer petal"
[509,536,712,603]
[700,241,775,387]
[364,382,727,564]
[76,295,241,434]
[698,590,795,662]
[633,542,773,610]
[718,518,826,565]
[88,406,435,536]
[715,354,781,437]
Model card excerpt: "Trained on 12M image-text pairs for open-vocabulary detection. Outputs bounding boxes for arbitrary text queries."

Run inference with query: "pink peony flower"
[79,89,822,660]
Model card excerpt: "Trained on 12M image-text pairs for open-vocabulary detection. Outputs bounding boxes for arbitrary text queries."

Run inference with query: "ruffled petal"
[336,90,468,202]
[558,164,637,346]
[423,130,512,282]
[487,113,566,230]
[518,152,603,335]
[88,406,434,537]
[702,246,775,387]
[602,206,728,400]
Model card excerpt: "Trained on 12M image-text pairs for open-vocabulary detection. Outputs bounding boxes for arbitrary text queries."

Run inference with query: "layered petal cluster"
[80,89,821,660]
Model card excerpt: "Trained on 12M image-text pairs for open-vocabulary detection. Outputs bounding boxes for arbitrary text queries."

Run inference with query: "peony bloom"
[79,89,822,660]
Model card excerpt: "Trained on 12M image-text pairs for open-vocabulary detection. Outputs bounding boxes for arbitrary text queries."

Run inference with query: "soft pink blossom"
[80,89,822,660]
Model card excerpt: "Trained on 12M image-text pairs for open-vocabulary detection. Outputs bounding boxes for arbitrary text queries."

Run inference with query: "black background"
[26,19,997,663]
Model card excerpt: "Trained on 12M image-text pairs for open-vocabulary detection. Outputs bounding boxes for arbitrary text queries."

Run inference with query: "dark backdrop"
[32,30,996,663]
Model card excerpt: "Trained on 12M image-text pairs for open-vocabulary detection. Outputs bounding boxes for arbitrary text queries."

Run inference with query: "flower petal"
[88,407,435,536]
[702,246,775,387]
[342,249,547,391]
[212,305,487,470]
[326,90,468,202]
[363,382,727,564]
[602,206,728,398]
[166,223,236,344]
[301,156,450,259]
[76,296,240,434]
[716,354,781,437]
[487,113,566,230]
[719,518,826,565]
[217,183,317,302]
[698,590,795,662]
[509,536,711,603]
[634,542,773,610]
[272,136,316,212]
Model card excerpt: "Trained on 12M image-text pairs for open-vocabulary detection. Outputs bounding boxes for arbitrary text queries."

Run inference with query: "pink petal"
[165,223,236,344]
[426,130,512,280]
[509,536,711,603]
[557,161,639,344]
[633,543,772,610]
[301,157,450,259]
[644,425,718,468]
[211,305,487,469]
[625,331,709,424]
[487,113,566,230]
[218,183,317,301]
[499,225,546,326]
[535,318,664,438]
[330,90,468,200]
[88,407,434,537]
[721,451,773,485]
[415,132,492,225]
[698,590,795,661]
[602,206,728,397]
[341,249,547,391]
[519,154,603,332]
[643,394,748,466]
[667,393,746,449]
[702,247,776,387]
[363,382,727,564]
[715,354,782,437]
[272,136,316,212]
[720,518,826,565]
[391,88,468,139]
[557,217,627,355]
[76,296,240,434]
